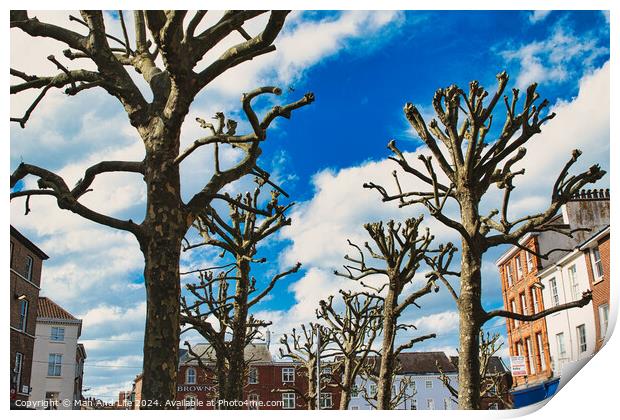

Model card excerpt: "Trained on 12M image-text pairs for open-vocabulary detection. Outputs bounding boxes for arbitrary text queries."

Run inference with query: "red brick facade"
[174,363,341,410]
[498,235,553,387]
[583,231,610,351]
[10,226,48,405]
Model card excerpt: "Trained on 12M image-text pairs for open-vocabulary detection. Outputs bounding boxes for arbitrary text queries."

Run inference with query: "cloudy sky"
[10,10,609,401]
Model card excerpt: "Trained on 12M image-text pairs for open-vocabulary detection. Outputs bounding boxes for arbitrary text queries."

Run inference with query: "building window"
[282,392,295,409]
[425,379,433,389]
[516,257,523,279]
[369,383,377,396]
[520,292,528,316]
[510,300,518,327]
[526,250,534,272]
[248,367,258,384]
[531,287,541,313]
[24,255,34,280]
[13,352,23,393]
[320,393,333,409]
[248,393,259,410]
[48,353,62,377]
[409,379,416,391]
[591,246,604,278]
[525,337,535,374]
[427,399,435,410]
[506,265,514,286]
[556,333,566,359]
[186,367,196,384]
[517,341,523,357]
[350,406,359,410]
[184,394,197,410]
[577,324,587,353]
[599,304,609,339]
[410,399,418,410]
[51,327,65,342]
[443,398,451,410]
[567,265,579,300]
[549,278,560,307]
[17,299,29,332]
[282,367,295,383]
[536,333,546,371]
[350,386,359,398]
[489,403,499,410]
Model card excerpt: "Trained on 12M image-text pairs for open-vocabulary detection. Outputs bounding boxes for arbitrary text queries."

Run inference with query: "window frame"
[526,250,534,272]
[599,304,609,339]
[48,353,62,377]
[549,278,560,307]
[506,264,514,286]
[536,333,546,371]
[591,246,604,279]
[320,392,333,409]
[184,394,198,410]
[14,352,23,392]
[531,287,540,314]
[282,392,296,409]
[577,324,587,353]
[516,256,523,279]
[25,255,34,280]
[281,367,295,383]
[525,337,535,374]
[17,299,29,332]
[556,333,566,358]
[426,398,435,410]
[520,292,528,316]
[248,366,258,384]
[410,399,418,410]
[567,265,579,300]
[185,367,196,384]
[425,379,433,389]
[50,327,65,342]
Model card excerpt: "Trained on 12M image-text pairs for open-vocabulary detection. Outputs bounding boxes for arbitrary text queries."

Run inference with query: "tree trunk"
[221,259,251,406]
[139,119,187,408]
[377,288,397,410]
[457,216,484,409]
[339,359,353,410]
[308,362,317,410]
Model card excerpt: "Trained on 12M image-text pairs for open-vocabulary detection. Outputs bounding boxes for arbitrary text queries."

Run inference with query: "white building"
[538,247,596,376]
[30,297,86,410]
[348,352,458,410]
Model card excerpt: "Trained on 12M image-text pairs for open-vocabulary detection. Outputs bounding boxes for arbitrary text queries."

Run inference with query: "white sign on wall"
[510,356,527,377]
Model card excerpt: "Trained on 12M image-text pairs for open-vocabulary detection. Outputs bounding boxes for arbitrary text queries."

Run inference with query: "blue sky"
[10,10,610,400]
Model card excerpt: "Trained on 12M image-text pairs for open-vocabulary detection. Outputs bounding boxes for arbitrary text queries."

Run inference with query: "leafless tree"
[334,216,456,409]
[364,71,603,408]
[438,331,513,409]
[357,358,415,409]
[277,323,335,409]
[180,183,301,406]
[316,290,383,409]
[10,10,314,405]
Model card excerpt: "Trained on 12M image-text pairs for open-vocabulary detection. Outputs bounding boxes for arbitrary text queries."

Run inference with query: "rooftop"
[37,296,78,320]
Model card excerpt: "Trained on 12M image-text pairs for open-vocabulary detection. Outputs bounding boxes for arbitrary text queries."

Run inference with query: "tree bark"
[339,360,353,410]
[376,288,397,410]
[138,118,187,408]
[457,195,484,410]
[221,259,251,406]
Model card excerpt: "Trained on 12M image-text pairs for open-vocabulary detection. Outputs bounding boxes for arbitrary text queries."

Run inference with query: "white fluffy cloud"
[10,10,405,398]
[501,23,608,89]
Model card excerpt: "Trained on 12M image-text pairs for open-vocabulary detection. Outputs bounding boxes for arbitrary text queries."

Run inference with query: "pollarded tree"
[180,182,301,406]
[277,323,334,410]
[364,71,603,408]
[316,290,383,409]
[334,216,456,409]
[9,10,314,406]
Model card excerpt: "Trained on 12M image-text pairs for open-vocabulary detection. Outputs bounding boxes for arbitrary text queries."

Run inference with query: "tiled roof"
[365,351,457,375]
[450,356,508,375]
[180,342,273,364]
[37,296,78,320]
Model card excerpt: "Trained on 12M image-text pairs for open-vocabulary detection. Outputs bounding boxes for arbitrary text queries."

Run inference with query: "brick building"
[10,226,48,406]
[496,233,553,388]
[582,226,610,351]
[175,342,341,410]
[450,356,512,410]
[495,189,609,402]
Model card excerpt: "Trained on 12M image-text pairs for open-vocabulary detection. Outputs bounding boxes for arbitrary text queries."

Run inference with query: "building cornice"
[495,232,539,267]
[36,317,82,326]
